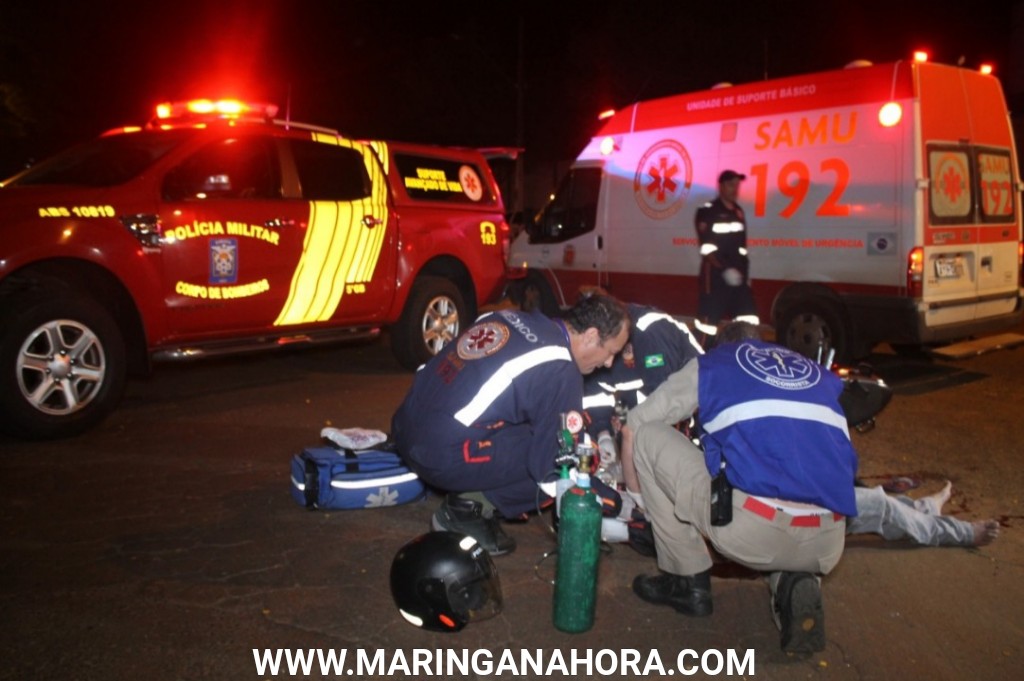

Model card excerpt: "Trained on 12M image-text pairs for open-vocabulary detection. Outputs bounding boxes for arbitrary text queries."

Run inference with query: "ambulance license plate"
[935,257,963,279]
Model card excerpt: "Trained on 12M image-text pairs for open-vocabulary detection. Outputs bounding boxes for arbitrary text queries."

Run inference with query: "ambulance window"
[393,153,496,205]
[975,148,1015,223]
[162,136,281,201]
[290,140,371,201]
[927,146,973,225]
[530,167,602,243]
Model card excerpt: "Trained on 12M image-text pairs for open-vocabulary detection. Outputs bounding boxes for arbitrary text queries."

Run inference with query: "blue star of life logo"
[735,343,820,390]
[365,486,399,508]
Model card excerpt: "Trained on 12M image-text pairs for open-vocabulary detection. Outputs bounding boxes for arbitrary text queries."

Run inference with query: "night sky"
[1,0,1020,181]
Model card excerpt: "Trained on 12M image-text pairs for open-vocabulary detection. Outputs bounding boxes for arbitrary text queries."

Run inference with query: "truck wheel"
[0,295,126,439]
[525,275,559,317]
[777,300,852,365]
[506,273,559,316]
[390,276,468,370]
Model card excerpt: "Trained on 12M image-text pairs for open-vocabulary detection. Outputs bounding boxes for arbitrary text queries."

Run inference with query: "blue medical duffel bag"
[290,445,426,510]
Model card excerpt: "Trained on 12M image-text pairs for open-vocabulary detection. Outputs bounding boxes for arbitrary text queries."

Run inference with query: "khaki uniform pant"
[633,422,846,577]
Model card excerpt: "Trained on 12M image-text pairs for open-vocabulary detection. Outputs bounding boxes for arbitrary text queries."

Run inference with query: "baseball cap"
[718,169,746,183]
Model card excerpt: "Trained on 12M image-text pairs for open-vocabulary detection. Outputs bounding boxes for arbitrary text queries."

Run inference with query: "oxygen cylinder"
[553,467,602,633]
[554,464,573,518]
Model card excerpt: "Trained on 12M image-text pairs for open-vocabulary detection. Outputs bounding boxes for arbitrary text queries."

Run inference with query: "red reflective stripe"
[463,439,491,464]
[742,495,835,527]
[790,514,822,528]
[742,495,776,521]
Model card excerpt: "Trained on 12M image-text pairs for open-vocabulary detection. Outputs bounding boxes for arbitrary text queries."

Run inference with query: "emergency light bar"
[154,99,280,121]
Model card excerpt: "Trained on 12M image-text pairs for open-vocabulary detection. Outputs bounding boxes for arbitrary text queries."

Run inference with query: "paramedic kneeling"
[620,323,857,653]
[391,293,629,556]
[694,170,759,340]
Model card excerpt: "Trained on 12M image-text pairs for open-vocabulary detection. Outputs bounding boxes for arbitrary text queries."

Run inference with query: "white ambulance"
[508,56,1023,361]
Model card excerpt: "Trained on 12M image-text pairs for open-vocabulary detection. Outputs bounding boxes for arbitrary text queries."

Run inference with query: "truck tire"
[777,299,852,365]
[506,273,559,316]
[0,295,126,440]
[390,276,468,370]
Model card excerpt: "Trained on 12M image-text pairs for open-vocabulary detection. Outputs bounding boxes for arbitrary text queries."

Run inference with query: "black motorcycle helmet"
[390,531,502,632]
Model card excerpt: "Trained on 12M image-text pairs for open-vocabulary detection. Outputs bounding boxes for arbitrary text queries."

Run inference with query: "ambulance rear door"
[919,64,1020,328]
[973,144,1020,318]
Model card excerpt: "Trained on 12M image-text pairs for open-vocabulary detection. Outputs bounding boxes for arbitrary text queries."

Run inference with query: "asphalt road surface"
[1,331,1022,680]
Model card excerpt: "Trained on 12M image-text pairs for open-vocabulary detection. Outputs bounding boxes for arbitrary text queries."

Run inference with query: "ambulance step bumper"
[928,332,1024,359]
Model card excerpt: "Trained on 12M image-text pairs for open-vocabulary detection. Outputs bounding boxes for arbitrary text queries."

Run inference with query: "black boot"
[431,493,516,556]
[773,571,825,653]
[632,569,712,616]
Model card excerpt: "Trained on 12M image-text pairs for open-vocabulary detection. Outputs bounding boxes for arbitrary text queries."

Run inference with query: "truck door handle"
[362,215,382,228]
[981,256,992,270]
[597,235,604,250]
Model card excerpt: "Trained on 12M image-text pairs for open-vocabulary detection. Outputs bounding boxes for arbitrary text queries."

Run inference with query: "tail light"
[500,221,511,262]
[907,246,924,297]
[1018,241,1023,288]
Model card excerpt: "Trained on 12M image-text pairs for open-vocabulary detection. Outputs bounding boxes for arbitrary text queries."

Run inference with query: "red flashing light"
[597,108,616,121]
[438,614,456,628]
[913,51,929,63]
[980,63,994,76]
[154,99,279,121]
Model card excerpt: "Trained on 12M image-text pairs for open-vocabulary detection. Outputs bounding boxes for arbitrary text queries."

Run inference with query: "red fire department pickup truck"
[0,99,510,439]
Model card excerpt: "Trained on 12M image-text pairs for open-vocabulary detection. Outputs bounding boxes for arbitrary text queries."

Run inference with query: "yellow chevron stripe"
[274,135,389,326]
[312,131,339,146]
[369,140,389,175]
[360,145,389,281]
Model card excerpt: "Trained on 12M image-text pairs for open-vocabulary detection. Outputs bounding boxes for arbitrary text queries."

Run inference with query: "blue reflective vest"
[697,340,858,516]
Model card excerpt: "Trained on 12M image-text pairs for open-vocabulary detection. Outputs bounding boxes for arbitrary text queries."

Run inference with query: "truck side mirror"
[522,209,541,241]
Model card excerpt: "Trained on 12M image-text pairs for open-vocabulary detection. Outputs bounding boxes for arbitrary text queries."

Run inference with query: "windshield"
[7,130,193,188]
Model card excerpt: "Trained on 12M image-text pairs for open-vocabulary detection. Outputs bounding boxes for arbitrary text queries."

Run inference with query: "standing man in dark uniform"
[391,293,630,556]
[694,170,760,341]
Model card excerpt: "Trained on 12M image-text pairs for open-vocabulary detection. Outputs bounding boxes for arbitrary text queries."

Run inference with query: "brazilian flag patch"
[644,354,665,368]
